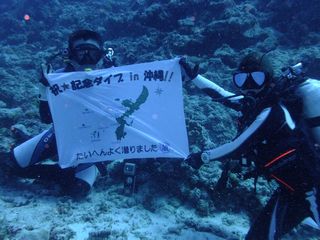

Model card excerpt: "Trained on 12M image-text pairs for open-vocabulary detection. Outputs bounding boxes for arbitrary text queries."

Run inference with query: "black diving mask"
[71,44,103,65]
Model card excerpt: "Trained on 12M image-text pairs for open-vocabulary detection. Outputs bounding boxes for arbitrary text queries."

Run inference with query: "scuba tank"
[281,62,320,144]
[295,78,320,144]
[279,62,320,149]
[284,64,320,187]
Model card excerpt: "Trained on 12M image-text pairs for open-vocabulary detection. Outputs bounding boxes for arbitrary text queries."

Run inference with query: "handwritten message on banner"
[47,58,189,168]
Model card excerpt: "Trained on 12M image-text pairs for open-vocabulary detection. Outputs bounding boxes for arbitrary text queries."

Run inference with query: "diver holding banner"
[181,53,320,239]
[7,29,189,198]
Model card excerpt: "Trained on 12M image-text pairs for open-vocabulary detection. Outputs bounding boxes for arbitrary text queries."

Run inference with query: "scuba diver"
[7,29,115,198]
[180,53,320,239]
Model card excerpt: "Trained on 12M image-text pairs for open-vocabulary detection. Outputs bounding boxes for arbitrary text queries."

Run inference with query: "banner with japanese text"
[47,58,189,168]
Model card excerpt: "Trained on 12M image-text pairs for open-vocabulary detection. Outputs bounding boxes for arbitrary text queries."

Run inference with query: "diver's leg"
[8,126,72,182]
[8,126,99,198]
[59,163,99,198]
[11,127,56,169]
[11,162,98,198]
[22,163,99,198]
[15,164,75,182]
[245,192,280,240]
[1,127,57,179]
[246,190,310,240]
[75,163,99,187]
[277,192,310,236]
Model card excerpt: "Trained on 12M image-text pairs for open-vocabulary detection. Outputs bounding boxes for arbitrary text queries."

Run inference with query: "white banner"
[47,58,189,168]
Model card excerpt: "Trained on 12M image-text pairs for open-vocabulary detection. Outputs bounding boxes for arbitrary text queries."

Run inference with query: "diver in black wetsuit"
[7,30,115,198]
[180,53,320,239]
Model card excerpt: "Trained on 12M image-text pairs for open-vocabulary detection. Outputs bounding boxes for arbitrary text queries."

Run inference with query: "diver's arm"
[38,82,53,124]
[38,63,54,124]
[201,107,272,162]
[192,75,243,111]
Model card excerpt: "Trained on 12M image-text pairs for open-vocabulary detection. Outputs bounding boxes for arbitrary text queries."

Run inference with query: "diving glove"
[179,57,199,81]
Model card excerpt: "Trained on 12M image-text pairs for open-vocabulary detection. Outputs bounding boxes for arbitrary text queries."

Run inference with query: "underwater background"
[0,0,320,239]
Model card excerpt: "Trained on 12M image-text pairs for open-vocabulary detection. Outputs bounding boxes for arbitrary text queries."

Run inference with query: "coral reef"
[0,0,319,239]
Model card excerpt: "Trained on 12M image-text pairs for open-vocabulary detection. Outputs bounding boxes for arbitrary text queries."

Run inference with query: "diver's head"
[233,52,274,97]
[68,29,104,66]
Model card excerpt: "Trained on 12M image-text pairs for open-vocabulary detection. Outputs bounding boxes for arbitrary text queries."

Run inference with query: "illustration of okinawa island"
[115,86,149,140]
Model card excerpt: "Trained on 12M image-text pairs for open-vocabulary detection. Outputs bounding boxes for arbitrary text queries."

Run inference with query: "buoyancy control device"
[296,78,320,144]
